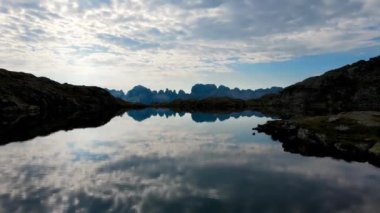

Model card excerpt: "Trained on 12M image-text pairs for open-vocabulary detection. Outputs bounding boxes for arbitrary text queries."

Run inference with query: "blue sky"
[0,0,380,91]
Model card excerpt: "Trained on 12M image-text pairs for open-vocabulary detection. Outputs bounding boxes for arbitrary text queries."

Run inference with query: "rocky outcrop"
[0,68,138,115]
[254,112,380,166]
[254,56,380,114]
[251,56,380,166]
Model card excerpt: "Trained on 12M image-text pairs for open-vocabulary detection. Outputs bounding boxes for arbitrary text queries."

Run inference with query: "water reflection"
[127,108,184,122]
[127,108,267,123]
[0,109,379,213]
[0,109,268,145]
[0,110,120,145]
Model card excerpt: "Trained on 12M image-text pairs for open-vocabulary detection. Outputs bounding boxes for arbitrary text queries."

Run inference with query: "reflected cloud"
[71,149,110,162]
[0,110,379,212]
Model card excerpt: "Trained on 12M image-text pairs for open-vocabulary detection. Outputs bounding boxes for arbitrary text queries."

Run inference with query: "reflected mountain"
[127,108,268,123]
[127,108,185,122]
[0,110,121,145]
[191,111,266,123]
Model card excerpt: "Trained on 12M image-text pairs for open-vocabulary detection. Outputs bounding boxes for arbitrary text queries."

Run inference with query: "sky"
[0,0,380,92]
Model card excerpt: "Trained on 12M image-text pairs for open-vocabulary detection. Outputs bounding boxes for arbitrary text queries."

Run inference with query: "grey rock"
[335,125,349,131]
[297,128,309,140]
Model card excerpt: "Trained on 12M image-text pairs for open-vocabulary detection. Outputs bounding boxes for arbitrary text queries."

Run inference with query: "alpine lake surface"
[0,109,379,213]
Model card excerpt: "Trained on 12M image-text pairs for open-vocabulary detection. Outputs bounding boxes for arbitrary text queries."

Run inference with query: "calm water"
[0,109,379,213]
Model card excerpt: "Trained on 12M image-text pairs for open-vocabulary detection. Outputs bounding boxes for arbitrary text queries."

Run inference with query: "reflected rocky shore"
[0,110,122,145]
[254,112,380,167]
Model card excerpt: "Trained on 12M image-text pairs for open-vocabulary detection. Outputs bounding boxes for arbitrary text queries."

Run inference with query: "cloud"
[0,0,379,90]
[98,33,160,50]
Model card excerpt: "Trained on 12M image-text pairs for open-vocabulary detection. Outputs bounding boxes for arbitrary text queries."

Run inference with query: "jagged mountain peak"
[108,83,283,104]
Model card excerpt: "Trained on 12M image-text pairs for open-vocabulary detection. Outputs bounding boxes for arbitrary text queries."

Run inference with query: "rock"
[369,143,380,157]
[328,116,339,122]
[334,143,351,153]
[354,143,373,152]
[335,125,350,131]
[315,133,327,144]
[254,112,380,167]
[297,128,309,140]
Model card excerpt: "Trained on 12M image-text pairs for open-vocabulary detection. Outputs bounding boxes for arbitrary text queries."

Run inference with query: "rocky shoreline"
[254,111,380,166]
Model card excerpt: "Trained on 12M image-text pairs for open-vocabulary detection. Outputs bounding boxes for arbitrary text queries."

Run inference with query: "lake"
[0,109,379,213]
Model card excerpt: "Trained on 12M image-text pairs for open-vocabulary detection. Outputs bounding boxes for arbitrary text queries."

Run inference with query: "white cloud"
[0,0,379,90]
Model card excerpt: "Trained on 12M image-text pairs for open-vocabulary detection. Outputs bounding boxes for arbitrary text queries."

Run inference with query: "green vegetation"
[296,113,380,149]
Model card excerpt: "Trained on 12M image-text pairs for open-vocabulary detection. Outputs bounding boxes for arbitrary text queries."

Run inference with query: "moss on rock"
[255,111,380,166]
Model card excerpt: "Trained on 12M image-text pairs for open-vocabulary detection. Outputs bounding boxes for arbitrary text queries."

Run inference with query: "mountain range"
[108,84,282,104]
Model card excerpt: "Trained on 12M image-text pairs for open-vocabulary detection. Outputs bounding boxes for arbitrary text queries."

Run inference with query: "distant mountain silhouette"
[108,84,282,104]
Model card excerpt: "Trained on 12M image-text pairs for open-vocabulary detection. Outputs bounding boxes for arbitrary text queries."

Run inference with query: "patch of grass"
[298,116,326,129]
[296,116,380,146]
